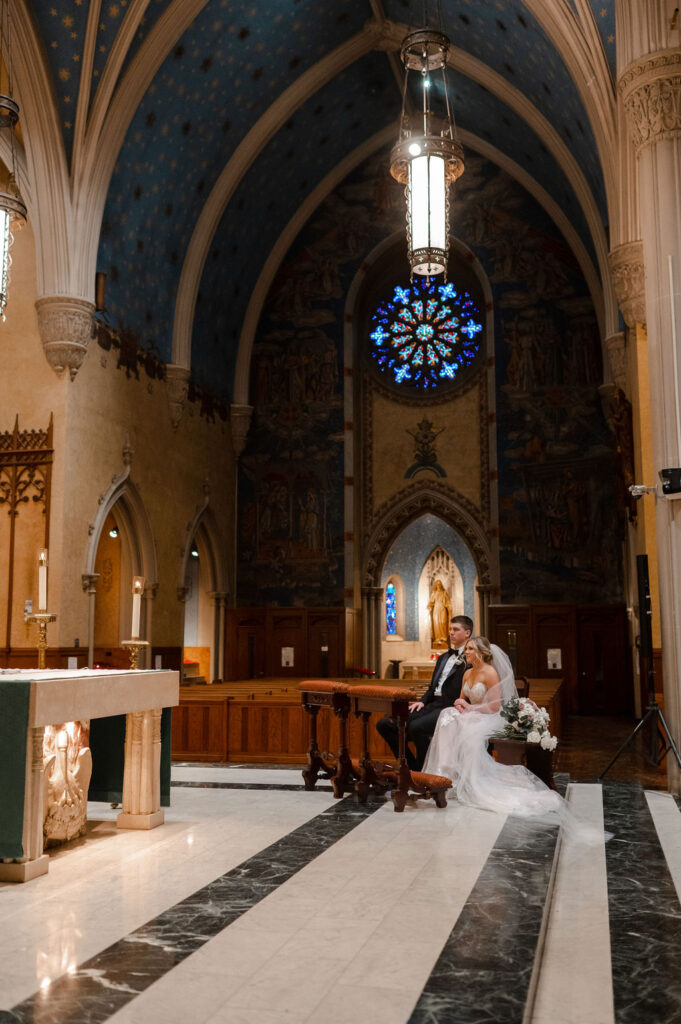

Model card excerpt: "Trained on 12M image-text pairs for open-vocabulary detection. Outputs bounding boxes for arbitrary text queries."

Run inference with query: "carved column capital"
[609,242,646,327]
[81,573,100,594]
[620,50,681,154]
[177,586,190,603]
[35,296,95,381]
[230,404,253,458]
[208,591,229,606]
[605,332,628,395]
[165,364,191,431]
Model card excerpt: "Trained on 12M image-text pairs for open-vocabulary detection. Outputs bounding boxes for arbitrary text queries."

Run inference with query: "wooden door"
[577,607,633,714]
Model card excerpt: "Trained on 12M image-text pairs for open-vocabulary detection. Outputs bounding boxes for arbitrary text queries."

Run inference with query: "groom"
[376,615,473,771]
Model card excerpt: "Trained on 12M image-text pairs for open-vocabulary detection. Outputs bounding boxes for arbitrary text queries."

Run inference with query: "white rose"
[540,734,557,750]
[527,730,541,743]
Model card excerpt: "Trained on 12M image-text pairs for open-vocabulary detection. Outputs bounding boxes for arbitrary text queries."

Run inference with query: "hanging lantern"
[0,1,27,321]
[390,29,464,279]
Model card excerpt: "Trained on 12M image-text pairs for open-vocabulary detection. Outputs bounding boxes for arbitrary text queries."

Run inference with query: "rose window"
[369,278,483,389]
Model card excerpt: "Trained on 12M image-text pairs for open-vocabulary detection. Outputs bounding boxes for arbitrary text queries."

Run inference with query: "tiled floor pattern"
[1,759,681,1023]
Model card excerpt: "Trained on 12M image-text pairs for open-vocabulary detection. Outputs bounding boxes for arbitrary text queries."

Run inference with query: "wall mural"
[239,146,623,606]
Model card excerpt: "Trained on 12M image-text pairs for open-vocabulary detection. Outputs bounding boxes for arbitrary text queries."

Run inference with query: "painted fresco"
[238,146,624,606]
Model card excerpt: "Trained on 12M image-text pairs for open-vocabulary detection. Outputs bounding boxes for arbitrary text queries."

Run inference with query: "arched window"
[369,277,483,390]
[385,581,397,635]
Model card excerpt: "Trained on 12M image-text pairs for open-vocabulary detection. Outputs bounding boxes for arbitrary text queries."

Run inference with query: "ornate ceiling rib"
[171,22,384,369]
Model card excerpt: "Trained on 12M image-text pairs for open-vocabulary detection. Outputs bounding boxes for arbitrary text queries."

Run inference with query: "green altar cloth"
[0,680,31,859]
[89,707,172,806]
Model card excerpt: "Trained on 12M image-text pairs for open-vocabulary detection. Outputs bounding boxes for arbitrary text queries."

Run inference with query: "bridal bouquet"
[498,697,557,750]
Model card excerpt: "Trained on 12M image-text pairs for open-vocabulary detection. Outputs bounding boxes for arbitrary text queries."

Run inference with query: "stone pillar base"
[0,854,50,883]
[117,809,165,830]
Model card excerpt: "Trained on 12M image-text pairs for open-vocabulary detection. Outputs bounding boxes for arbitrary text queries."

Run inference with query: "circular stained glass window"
[369,278,483,390]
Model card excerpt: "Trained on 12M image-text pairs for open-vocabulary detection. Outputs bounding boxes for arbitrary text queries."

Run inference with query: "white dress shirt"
[433,648,464,696]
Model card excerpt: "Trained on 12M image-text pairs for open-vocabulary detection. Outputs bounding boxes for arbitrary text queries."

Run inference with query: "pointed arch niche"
[83,474,157,669]
[179,511,227,683]
[380,514,478,677]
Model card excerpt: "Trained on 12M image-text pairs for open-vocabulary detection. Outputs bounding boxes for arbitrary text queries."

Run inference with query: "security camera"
[659,468,681,494]
[629,484,656,498]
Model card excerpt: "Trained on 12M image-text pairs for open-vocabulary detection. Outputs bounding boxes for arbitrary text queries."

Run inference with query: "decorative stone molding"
[165,364,191,430]
[81,573,99,594]
[609,242,646,327]
[620,50,681,153]
[35,296,95,381]
[605,332,628,394]
[230,404,254,458]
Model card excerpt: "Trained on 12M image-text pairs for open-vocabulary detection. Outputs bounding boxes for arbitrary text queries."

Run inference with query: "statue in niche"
[42,721,92,846]
[428,579,452,651]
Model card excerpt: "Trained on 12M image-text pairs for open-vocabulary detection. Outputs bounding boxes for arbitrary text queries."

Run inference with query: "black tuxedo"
[376,649,467,770]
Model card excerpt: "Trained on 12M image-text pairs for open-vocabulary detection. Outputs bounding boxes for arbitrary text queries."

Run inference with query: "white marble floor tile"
[529,783,614,1024]
[646,789,681,904]
[171,765,306,785]
[0,786,335,1009]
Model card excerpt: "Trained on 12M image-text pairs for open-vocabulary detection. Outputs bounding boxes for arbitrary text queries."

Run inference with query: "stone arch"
[178,504,228,682]
[82,455,157,667]
[363,482,492,590]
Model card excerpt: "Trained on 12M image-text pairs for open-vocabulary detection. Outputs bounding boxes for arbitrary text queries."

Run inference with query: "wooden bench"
[298,681,452,813]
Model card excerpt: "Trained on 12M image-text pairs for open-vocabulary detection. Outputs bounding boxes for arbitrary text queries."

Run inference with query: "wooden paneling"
[489,603,632,714]
[225,608,344,680]
[171,677,564,764]
[266,610,306,677]
[171,697,228,762]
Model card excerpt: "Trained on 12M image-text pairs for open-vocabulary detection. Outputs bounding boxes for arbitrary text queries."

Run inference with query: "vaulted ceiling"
[17,0,618,399]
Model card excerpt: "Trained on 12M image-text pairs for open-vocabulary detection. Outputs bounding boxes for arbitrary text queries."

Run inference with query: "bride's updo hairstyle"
[468,636,494,664]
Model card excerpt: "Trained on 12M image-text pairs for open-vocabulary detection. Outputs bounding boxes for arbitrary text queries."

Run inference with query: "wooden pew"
[172,676,565,765]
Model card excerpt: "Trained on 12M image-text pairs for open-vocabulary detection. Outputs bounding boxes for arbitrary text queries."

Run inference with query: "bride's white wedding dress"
[422,647,563,820]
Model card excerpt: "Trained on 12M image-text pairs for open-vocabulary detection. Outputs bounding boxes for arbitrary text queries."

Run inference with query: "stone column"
[209,592,228,682]
[35,296,95,381]
[143,582,158,670]
[619,21,681,786]
[117,708,164,829]
[361,586,383,676]
[81,573,99,668]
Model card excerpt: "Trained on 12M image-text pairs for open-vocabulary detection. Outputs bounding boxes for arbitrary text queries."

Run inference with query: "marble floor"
[1,764,681,1024]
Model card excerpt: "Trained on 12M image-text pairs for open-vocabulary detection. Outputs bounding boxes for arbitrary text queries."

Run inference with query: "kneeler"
[350,684,452,813]
[298,680,356,798]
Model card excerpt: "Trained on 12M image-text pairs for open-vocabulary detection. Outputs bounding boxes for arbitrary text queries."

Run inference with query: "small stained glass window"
[386,581,397,635]
[369,277,483,389]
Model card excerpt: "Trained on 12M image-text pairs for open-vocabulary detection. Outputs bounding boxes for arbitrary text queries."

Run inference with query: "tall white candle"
[131,576,144,638]
[38,550,48,610]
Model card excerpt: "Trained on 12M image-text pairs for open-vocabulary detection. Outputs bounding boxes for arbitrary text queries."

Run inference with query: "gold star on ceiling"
[62,14,74,26]
[600,7,607,16]
[59,68,71,80]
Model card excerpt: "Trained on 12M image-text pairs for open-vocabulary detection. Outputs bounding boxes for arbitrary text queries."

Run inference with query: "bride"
[422,636,564,819]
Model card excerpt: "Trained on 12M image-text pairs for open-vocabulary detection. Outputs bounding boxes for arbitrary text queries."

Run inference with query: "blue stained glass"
[386,582,397,635]
[369,277,483,389]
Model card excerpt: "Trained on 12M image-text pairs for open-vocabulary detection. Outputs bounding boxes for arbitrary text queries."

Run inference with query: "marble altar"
[0,668,179,882]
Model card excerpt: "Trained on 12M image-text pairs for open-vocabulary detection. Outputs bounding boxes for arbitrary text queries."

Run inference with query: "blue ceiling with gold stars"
[26,0,616,400]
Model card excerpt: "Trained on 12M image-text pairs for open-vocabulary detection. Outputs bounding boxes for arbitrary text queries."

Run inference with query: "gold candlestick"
[26,612,57,670]
[121,639,150,670]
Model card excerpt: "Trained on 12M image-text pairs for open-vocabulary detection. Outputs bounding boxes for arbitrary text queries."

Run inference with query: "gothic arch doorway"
[84,479,157,668]
[179,512,227,683]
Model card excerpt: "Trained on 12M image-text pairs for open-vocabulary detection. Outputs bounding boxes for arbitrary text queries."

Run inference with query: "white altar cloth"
[0,668,179,883]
